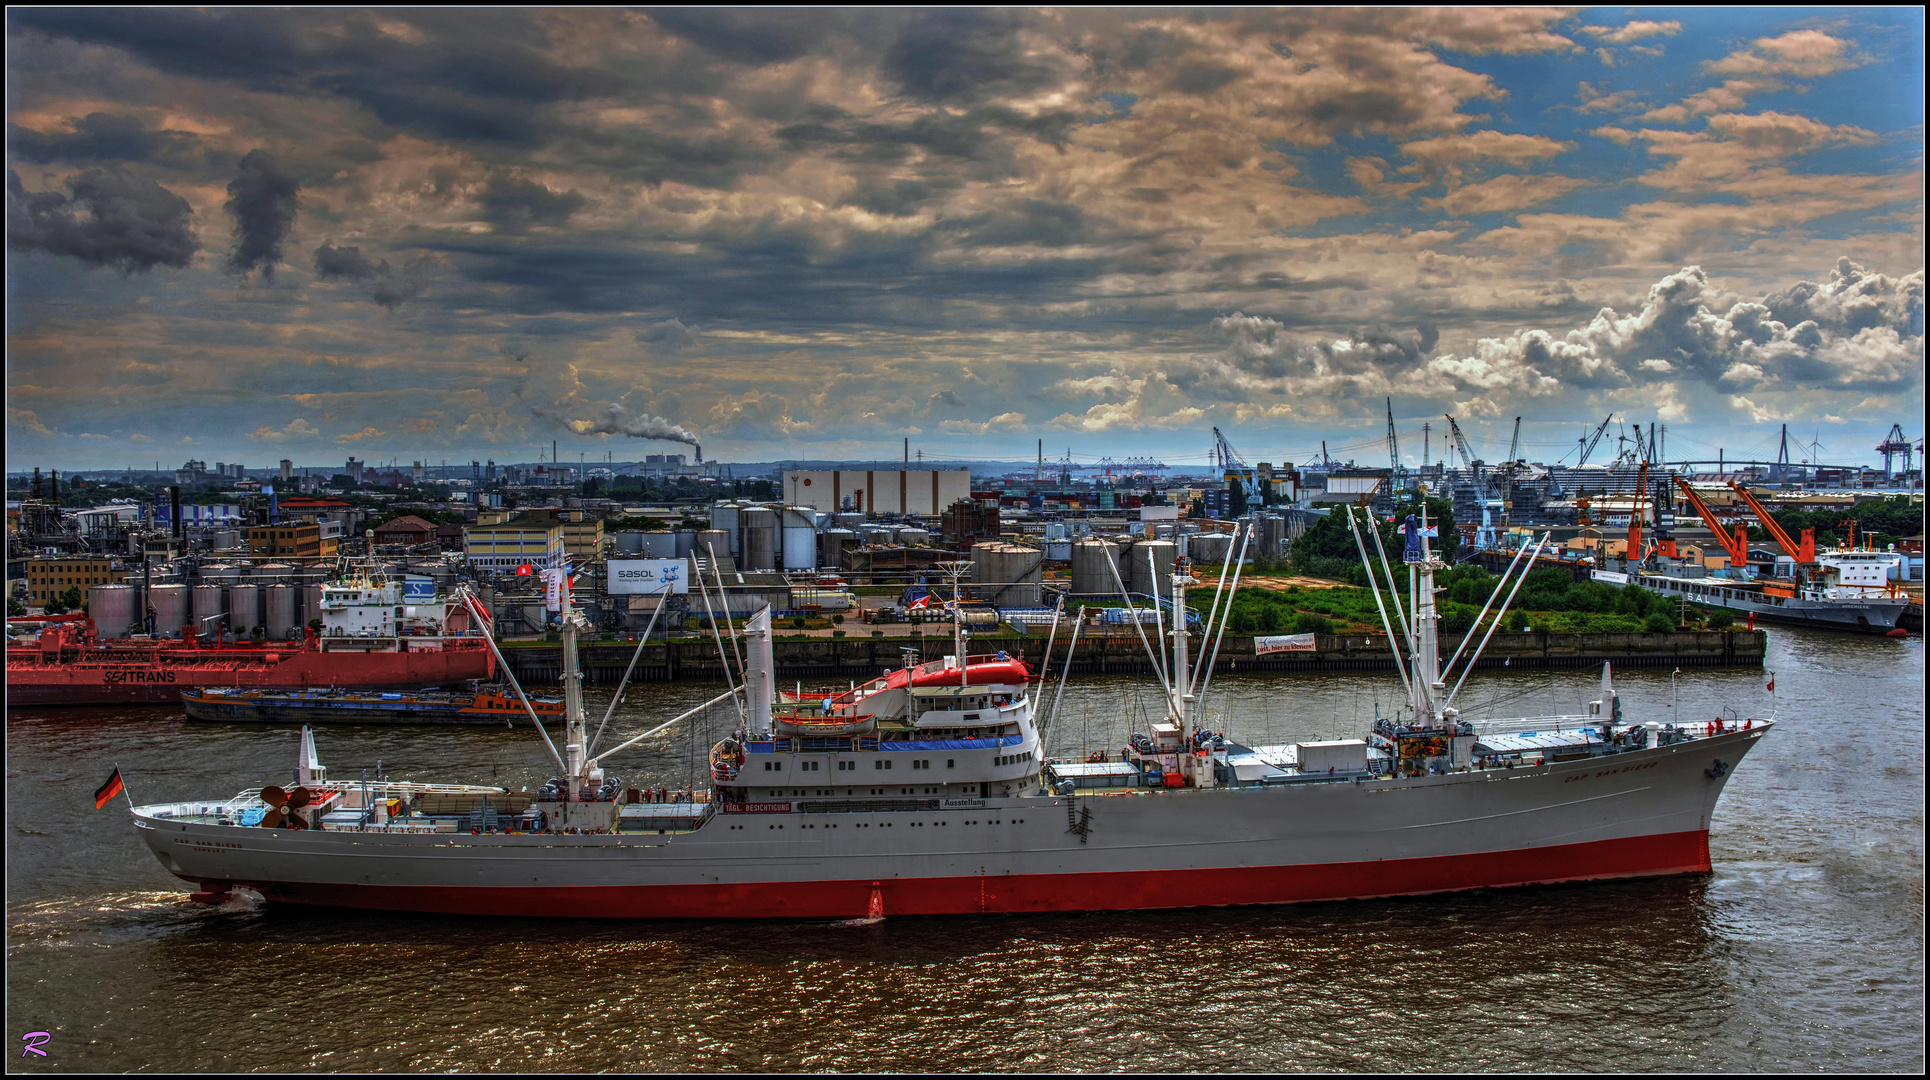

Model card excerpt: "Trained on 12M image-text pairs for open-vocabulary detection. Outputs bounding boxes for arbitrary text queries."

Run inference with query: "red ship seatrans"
[9,575,492,706]
[125,522,1769,920]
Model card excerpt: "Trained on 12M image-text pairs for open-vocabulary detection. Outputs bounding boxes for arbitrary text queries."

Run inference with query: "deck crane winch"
[1671,477,1749,569]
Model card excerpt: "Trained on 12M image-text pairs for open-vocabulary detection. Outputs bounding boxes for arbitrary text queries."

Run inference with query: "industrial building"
[781,469,971,515]
[25,555,122,605]
[245,521,341,563]
[463,522,566,572]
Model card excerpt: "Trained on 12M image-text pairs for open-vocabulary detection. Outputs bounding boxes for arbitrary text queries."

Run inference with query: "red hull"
[226,830,1711,919]
[8,641,494,706]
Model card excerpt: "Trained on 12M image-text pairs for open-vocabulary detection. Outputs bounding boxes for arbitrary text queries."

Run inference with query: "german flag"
[94,768,125,809]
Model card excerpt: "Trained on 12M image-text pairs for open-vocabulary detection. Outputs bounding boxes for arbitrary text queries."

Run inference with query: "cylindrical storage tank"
[780,508,817,571]
[1189,532,1233,565]
[88,584,136,638]
[264,585,296,640]
[199,563,242,586]
[192,584,224,638]
[741,508,778,571]
[304,584,324,629]
[819,529,855,568]
[898,527,930,546]
[709,504,742,555]
[634,532,675,558]
[834,512,866,530]
[673,531,697,558]
[150,584,188,637]
[1071,538,1124,595]
[228,584,259,633]
[972,542,1042,607]
[696,530,732,565]
[253,562,294,582]
[1044,539,1071,561]
[1126,540,1177,598]
[614,532,644,555]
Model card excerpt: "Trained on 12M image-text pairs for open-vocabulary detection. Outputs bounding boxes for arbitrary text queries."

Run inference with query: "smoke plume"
[533,400,700,446]
[225,149,300,278]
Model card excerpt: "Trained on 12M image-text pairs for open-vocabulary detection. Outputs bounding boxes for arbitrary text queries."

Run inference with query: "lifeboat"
[709,738,745,782]
[876,654,1033,692]
[773,714,878,737]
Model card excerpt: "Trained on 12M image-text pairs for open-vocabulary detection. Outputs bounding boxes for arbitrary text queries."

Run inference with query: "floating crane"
[1671,477,1749,569]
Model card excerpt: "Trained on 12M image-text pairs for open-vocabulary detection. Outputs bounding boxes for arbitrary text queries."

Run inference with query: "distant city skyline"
[8,8,1922,471]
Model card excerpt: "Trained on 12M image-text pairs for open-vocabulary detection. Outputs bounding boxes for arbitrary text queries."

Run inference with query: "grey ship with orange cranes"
[1593,473,1909,634]
[125,509,1770,919]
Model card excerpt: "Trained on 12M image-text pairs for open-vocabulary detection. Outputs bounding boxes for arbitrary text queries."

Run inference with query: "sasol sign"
[608,559,687,595]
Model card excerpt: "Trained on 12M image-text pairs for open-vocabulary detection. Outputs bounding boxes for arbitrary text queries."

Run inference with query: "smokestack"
[695,443,702,464]
[50,469,59,509]
[170,486,181,540]
[904,437,909,464]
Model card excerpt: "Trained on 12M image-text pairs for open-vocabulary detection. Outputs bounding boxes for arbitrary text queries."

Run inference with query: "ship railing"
[1465,713,1600,735]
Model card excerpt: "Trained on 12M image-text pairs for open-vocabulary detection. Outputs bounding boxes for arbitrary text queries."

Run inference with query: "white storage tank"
[264,584,296,640]
[88,584,137,638]
[150,583,189,637]
[898,527,930,546]
[708,503,742,555]
[1071,538,1124,596]
[303,584,325,630]
[192,584,224,639]
[780,507,817,571]
[228,584,259,633]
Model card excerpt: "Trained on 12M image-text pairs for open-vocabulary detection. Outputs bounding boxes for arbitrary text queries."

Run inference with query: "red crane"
[1671,477,1749,568]
[1726,482,1815,564]
[1626,458,1649,558]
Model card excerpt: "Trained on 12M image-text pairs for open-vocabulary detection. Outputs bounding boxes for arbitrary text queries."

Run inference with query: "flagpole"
[116,762,134,809]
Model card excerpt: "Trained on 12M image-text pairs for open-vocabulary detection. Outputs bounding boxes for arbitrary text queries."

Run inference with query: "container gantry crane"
[1211,427,1258,505]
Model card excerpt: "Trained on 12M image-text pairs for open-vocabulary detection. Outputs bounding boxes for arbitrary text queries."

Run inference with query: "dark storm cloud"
[7,112,186,164]
[479,174,586,231]
[553,126,765,189]
[637,318,699,352]
[884,9,1058,102]
[313,241,432,308]
[644,7,842,63]
[7,168,196,273]
[225,149,300,278]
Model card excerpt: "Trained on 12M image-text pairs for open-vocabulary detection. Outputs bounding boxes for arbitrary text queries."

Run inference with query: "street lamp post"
[1670,666,1680,721]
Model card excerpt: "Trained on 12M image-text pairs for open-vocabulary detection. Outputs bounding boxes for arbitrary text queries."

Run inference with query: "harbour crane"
[1671,477,1749,569]
[1211,427,1258,507]
[1575,414,1612,465]
[1385,398,1408,495]
[1500,416,1522,528]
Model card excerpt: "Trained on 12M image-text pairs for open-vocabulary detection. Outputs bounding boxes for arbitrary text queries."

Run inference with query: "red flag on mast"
[94,768,125,809]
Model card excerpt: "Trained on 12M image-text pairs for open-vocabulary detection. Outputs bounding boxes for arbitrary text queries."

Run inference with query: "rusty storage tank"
[819,529,856,569]
[88,584,137,638]
[150,584,188,637]
[741,507,779,571]
[971,541,1043,606]
[696,530,733,568]
[1070,538,1124,596]
[228,583,259,633]
[264,584,296,640]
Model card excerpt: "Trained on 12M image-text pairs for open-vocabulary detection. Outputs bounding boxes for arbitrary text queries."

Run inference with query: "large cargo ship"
[125,516,1768,919]
[9,571,493,706]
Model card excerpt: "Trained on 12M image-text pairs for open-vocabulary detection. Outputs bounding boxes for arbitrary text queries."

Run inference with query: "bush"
[1702,608,1734,630]
[872,630,884,639]
[832,630,846,639]
[791,616,807,629]
[832,614,844,625]
[1643,612,1675,633]
[1290,612,1336,635]
[1504,610,1528,632]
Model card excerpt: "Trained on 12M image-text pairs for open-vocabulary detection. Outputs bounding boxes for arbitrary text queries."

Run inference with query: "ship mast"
[1171,558,1190,734]
[1406,497,1446,727]
[557,568,594,794]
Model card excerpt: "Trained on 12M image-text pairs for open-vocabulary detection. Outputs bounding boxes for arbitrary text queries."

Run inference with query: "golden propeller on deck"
[258,785,314,829]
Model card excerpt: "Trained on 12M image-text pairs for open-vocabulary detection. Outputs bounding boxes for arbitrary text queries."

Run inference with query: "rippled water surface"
[7,628,1921,1072]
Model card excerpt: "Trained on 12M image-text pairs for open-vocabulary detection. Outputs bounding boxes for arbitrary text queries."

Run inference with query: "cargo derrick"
[1725,482,1816,565]
[1670,478,1749,569]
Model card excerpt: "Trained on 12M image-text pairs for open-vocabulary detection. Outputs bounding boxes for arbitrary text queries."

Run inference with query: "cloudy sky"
[7,7,1923,473]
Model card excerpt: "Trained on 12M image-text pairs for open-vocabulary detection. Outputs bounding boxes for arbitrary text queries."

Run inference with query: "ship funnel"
[297,725,326,786]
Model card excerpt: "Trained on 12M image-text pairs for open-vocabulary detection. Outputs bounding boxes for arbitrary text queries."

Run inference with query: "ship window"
[874,760,883,770]
[947,759,954,768]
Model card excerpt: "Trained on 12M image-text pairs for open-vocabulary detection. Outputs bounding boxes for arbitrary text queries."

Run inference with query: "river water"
[6,627,1921,1072]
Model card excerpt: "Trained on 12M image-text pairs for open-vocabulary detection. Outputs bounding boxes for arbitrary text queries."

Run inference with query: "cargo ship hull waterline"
[130,514,1768,919]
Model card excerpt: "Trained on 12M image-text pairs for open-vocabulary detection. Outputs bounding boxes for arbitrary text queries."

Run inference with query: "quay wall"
[498,629,1767,684]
